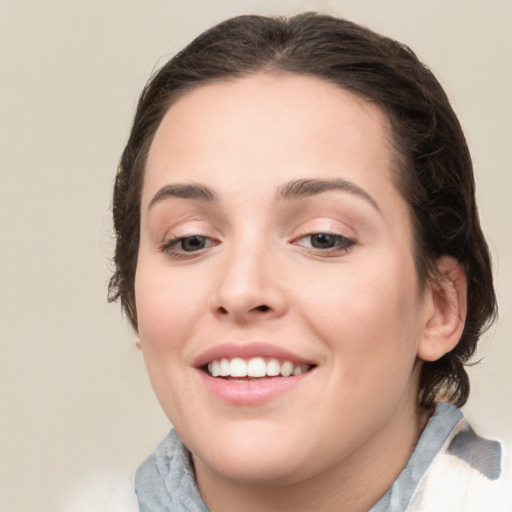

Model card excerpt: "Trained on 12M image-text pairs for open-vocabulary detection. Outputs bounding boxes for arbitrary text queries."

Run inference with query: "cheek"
[134,263,205,357]
[294,256,423,362]
[134,263,208,417]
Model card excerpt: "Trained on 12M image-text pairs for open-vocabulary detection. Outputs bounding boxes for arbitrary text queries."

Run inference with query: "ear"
[418,256,467,362]
[135,339,142,351]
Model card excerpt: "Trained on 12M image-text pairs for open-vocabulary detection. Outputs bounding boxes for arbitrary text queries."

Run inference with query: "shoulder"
[59,473,138,512]
[408,407,512,512]
[95,478,139,512]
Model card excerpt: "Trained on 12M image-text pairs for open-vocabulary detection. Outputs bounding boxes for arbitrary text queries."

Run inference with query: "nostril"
[213,303,273,317]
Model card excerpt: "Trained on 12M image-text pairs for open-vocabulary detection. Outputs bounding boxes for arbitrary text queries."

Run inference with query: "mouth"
[203,357,314,380]
[194,342,317,404]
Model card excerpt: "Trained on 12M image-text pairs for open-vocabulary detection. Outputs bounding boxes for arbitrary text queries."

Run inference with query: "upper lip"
[193,342,316,368]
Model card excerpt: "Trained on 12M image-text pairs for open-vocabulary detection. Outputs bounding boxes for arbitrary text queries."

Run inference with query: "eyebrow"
[147,177,380,212]
[278,178,381,212]
[148,182,218,210]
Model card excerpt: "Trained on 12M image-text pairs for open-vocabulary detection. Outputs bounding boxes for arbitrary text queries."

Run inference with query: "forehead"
[143,73,397,205]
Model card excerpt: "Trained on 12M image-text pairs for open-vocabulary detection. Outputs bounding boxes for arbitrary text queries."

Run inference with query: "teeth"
[207,357,311,378]
[219,358,230,376]
[266,358,281,376]
[211,360,220,377]
[280,361,294,377]
[230,358,247,377]
[247,357,266,377]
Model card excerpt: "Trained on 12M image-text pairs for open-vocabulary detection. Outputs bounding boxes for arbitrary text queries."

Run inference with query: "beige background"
[0,1,510,510]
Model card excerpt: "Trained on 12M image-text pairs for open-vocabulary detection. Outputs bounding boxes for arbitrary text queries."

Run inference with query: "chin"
[197,452,308,487]
[186,423,312,485]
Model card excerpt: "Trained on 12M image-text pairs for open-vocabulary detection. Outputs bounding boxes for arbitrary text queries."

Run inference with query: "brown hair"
[109,13,497,409]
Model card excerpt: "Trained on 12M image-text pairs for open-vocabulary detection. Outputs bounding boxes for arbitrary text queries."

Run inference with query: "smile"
[206,357,312,378]
[194,343,317,405]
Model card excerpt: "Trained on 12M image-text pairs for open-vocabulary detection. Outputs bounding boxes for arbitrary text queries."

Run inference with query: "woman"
[109,13,511,511]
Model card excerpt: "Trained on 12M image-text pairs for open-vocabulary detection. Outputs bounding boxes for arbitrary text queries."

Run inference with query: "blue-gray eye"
[295,233,354,252]
[180,236,207,251]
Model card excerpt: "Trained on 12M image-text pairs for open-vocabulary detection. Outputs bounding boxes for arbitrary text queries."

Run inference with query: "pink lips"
[193,342,316,405]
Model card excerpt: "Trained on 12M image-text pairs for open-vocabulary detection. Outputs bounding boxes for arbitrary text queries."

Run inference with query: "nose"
[209,239,288,323]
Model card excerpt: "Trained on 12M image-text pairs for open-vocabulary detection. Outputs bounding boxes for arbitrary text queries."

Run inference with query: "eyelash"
[160,235,218,260]
[160,231,355,261]
[293,232,355,255]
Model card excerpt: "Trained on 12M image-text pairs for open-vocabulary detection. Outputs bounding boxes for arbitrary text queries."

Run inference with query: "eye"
[178,235,209,252]
[161,235,217,258]
[294,233,354,253]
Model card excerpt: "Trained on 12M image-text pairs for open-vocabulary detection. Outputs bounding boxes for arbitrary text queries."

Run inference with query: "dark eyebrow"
[148,183,218,210]
[278,178,381,212]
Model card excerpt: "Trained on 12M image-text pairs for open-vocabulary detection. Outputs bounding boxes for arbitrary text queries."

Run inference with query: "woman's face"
[135,74,433,485]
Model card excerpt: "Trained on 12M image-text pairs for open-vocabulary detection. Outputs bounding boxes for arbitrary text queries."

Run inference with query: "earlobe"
[418,256,467,362]
[136,339,142,351]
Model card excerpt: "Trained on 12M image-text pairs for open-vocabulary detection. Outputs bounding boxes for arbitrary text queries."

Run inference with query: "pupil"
[181,236,205,251]
[311,233,335,249]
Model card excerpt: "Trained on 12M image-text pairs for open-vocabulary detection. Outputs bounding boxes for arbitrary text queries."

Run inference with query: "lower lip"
[195,369,313,405]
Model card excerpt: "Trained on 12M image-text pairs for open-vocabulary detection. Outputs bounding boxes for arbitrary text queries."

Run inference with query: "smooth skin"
[135,74,466,512]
